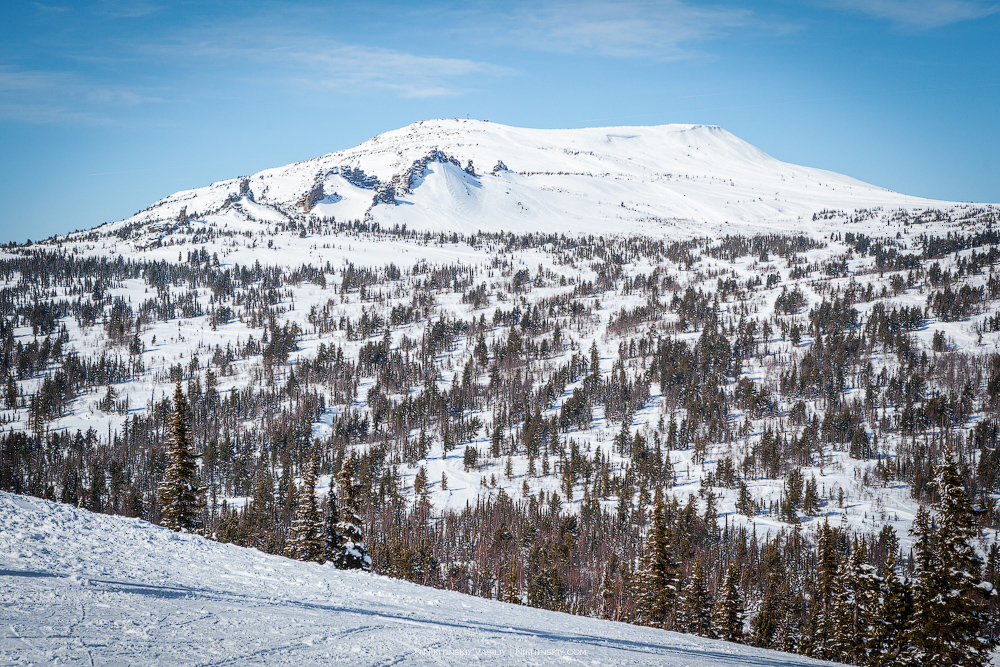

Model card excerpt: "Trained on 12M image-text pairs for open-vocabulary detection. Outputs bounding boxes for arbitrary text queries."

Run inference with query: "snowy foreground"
[1,493,841,666]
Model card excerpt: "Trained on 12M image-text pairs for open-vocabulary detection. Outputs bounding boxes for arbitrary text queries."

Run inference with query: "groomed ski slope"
[0,492,842,666]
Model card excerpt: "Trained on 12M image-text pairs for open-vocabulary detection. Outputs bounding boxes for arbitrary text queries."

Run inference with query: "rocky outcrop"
[297,182,324,212]
[339,166,379,190]
[239,178,254,202]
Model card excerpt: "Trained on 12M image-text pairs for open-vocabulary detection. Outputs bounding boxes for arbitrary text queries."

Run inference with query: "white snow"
[0,492,844,666]
[78,118,972,248]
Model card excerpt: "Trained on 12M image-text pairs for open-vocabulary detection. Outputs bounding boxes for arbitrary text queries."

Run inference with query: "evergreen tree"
[679,557,714,637]
[501,559,521,604]
[811,517,840,659]
[751,541,789,649]
[158,380,203,532]
[324,486,345,565]
[335,458,372,571]
[871,550,912,666]
[737,480,756,517]
[907,447,996,666]
[242,463,277,552]
[713,560,744,643]
[599,552,619,620]
[285,450,324,563]
[830,540,879,665]
[636,486,677,628]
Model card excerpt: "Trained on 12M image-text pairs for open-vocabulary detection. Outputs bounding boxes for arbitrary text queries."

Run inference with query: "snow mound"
[0,492,841,665]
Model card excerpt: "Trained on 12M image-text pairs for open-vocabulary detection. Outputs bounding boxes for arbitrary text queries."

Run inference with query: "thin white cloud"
[0,67,60,91]
[31,2,72,13]
[0,66,160,125]
[149,25,514,98]
[94,0,167,19]
[825,0,999,28]
[495,0,780,60]
[289,45,513,98]
[0,100,117,125]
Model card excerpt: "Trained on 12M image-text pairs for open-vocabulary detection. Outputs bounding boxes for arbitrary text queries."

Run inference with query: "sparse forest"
[3,207,1000,664]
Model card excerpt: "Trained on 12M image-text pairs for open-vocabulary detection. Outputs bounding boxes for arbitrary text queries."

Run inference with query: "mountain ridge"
[75,118,977,248]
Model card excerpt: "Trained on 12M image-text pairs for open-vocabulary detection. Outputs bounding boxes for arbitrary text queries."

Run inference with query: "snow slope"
[0,492,842,666]
[85,118,965,246]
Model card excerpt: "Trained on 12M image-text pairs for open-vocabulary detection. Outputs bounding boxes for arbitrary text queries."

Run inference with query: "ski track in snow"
[1,493,843,666]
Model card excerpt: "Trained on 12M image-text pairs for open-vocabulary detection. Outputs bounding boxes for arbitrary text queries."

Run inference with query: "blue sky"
[1,0,998,242]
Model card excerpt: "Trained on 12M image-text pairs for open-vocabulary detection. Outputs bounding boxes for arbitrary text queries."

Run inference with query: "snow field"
[1,492,844,666]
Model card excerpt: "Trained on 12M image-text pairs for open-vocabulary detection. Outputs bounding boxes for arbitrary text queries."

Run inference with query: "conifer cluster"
[3,219,1000,663]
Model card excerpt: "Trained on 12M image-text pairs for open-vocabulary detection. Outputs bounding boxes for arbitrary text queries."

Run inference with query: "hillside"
[4,119,1000,664]
[0,492,841,666]
[78,118,964,249]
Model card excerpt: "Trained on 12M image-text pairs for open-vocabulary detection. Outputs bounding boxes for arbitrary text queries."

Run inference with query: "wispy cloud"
[0,66,160,125]
[31,2,72,13]
[1,4,513,128]
[282,44,513,98]
[824,0,1000,28]
[148,22,514,98]
[492,0,787,60]
[0,67,61,92]
[93,0,167,19]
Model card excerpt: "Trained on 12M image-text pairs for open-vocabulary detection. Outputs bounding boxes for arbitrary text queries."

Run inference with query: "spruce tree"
[243,463,277,552]
[599,553,619,620]
[751,541,788,649]
[636,486,676,628]
[830,540,879,664]
[871,550,912,666]
[501,560,521,604]
[335,458,371,571]
[324,486,345,565]
[907,447,996,666]
[158,380,203,532]
[713,560,744,643]
[812,518,840,659]
[679,557,714,637]
[285,450,324,563]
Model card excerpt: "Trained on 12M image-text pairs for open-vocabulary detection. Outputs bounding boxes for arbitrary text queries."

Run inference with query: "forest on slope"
[3,204,1000,664]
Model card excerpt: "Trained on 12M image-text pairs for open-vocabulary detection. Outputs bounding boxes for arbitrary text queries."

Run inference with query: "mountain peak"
[92,119,953,245]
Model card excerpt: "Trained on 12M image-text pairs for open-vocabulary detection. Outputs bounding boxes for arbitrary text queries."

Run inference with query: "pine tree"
[679,557,714,637]
[830,540,880,665]
[285,450,324,563]
[751,541,788,649]
[335,458,371,571]
[158,380,203,532]
[324,485,345,565]
[904,504,937,666]
[242,463,277,552]
[713,560,744,643]
[809,517,841,659]
[906,447,996,666]
[737,480,756,517]
[871,550,912,666]
[599,552,619,620]
[501,559,521,604]
[636,486,677,628]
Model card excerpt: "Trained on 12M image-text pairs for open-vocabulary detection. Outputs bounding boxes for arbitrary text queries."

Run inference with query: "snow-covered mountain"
[91,118,963,246]
[0,491,842,666]
[7,119,1000,665]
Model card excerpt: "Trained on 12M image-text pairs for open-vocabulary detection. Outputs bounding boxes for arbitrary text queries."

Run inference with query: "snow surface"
[81,118,968,247]
[0,492,843,666]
